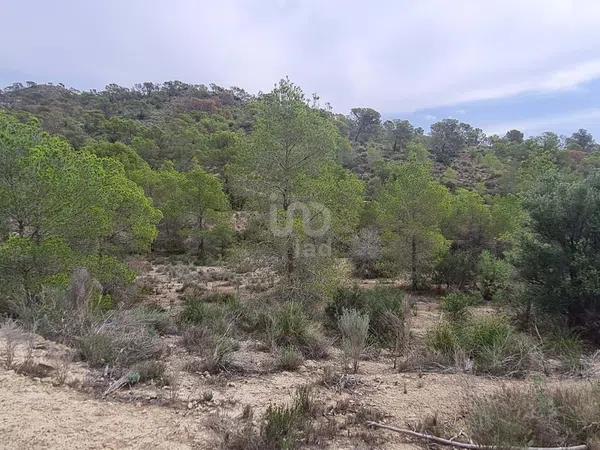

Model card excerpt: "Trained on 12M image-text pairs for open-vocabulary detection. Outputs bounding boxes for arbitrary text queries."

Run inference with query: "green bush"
[260,385,317,450]
[426,322,458,357]
[269,302,328,359]
[130,360,168,385]
[477,250,512,301]
[542,327,585,373]
[440,292,479,321]
[179,295,241,333]
[326,286,406,346]
[427,316,539,375]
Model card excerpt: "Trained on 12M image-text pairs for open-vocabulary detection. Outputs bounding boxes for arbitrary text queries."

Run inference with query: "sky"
[2,0,600,138]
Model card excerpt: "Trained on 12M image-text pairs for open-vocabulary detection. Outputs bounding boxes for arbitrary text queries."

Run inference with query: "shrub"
[542,327,585,373]
[469,383,600,447]
[130,360,168,385]
[338,308,369,373]
[12,287,95,344]
[261,403,302,449]
[427,316,539,376]
[179,295,240,334]
[326,286,406,347]
[440,292,479,321]
[129,307,172,334]
[517,173,600,341]
[202,292,236,304]
[350,228,382,278]
[191,329,238,374]
[270,302,328,359]
[477,250,512,301]
[221,385,318,450]
[181,325,213,352]
[0,320,24,370]
[275,346,305,371]
[426,322,458,357]
[77,312,162,368]
[260,385,317,450]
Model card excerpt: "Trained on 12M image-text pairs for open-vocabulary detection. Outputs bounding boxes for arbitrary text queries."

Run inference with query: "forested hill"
[2,81,599,197]
[3,78,600,345]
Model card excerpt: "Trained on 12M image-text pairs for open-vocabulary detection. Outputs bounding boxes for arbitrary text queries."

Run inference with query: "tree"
[437,189,493,288]
[383,119,415,155]
[566,128,596,153]
[179,166,231,261]
[430,119,483,163]
[376,153,451,289]
[350,108,381,143]
[505,129,524,144]
[518,172,600,341]
[234,79,345,278]
[0,112,161,296]
[140,163,231,259]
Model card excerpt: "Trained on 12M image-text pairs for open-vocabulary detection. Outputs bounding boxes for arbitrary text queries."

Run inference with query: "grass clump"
[427,316,539,376]
[326,286,407,348]
[221,385,320,450]
[469,383,600,448]
[440,292,479,321]
[275,346,305,371]
[251,302,328,359]
[541,326,585,373]
[179,294,242,336]
[338,308,369,373]
[184,329,238,374]
[77,311,163,368]
[130,360,168,385]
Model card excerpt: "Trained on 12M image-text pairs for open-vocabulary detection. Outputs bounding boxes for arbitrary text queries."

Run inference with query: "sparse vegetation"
[222,385,321,450]
[469,383,600,447]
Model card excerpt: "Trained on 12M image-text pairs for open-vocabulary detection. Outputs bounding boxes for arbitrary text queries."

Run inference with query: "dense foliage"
[2,79,600,340]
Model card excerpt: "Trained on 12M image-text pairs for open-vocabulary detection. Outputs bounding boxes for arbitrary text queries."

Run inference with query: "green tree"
[430,119,484,164]
[0,112,161,296]
[180,166,231,261]
[383,119,416,156]
[142,163,231,259]
[518,172,600,340]
[566,128,596,152]
[350,108,381,143]
[376,155,451,289]
[233,79,345,277]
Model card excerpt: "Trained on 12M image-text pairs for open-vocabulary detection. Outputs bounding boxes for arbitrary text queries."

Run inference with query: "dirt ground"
[0,262,597,449]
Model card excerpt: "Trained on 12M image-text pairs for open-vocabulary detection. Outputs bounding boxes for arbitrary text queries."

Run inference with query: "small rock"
[227,382,235,388]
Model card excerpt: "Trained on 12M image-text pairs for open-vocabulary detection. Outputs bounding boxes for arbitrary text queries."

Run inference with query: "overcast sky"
[2,0,600,137]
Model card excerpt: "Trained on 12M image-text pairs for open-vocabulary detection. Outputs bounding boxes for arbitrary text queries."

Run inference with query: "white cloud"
[2,0,600,113]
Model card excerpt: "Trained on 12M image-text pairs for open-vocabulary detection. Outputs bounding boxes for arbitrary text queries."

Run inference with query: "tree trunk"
[283,193,294,278]
[411,235,417,291]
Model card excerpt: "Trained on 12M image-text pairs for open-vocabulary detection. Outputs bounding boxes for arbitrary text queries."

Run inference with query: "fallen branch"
[103,372,132,397]
[365,422,587,450]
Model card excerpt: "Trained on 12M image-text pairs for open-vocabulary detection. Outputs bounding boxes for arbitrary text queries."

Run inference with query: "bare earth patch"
[1,264,598,449]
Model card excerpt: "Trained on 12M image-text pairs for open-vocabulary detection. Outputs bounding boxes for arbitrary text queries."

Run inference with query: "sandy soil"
[0,262,597,449]
[0,371,215,449]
